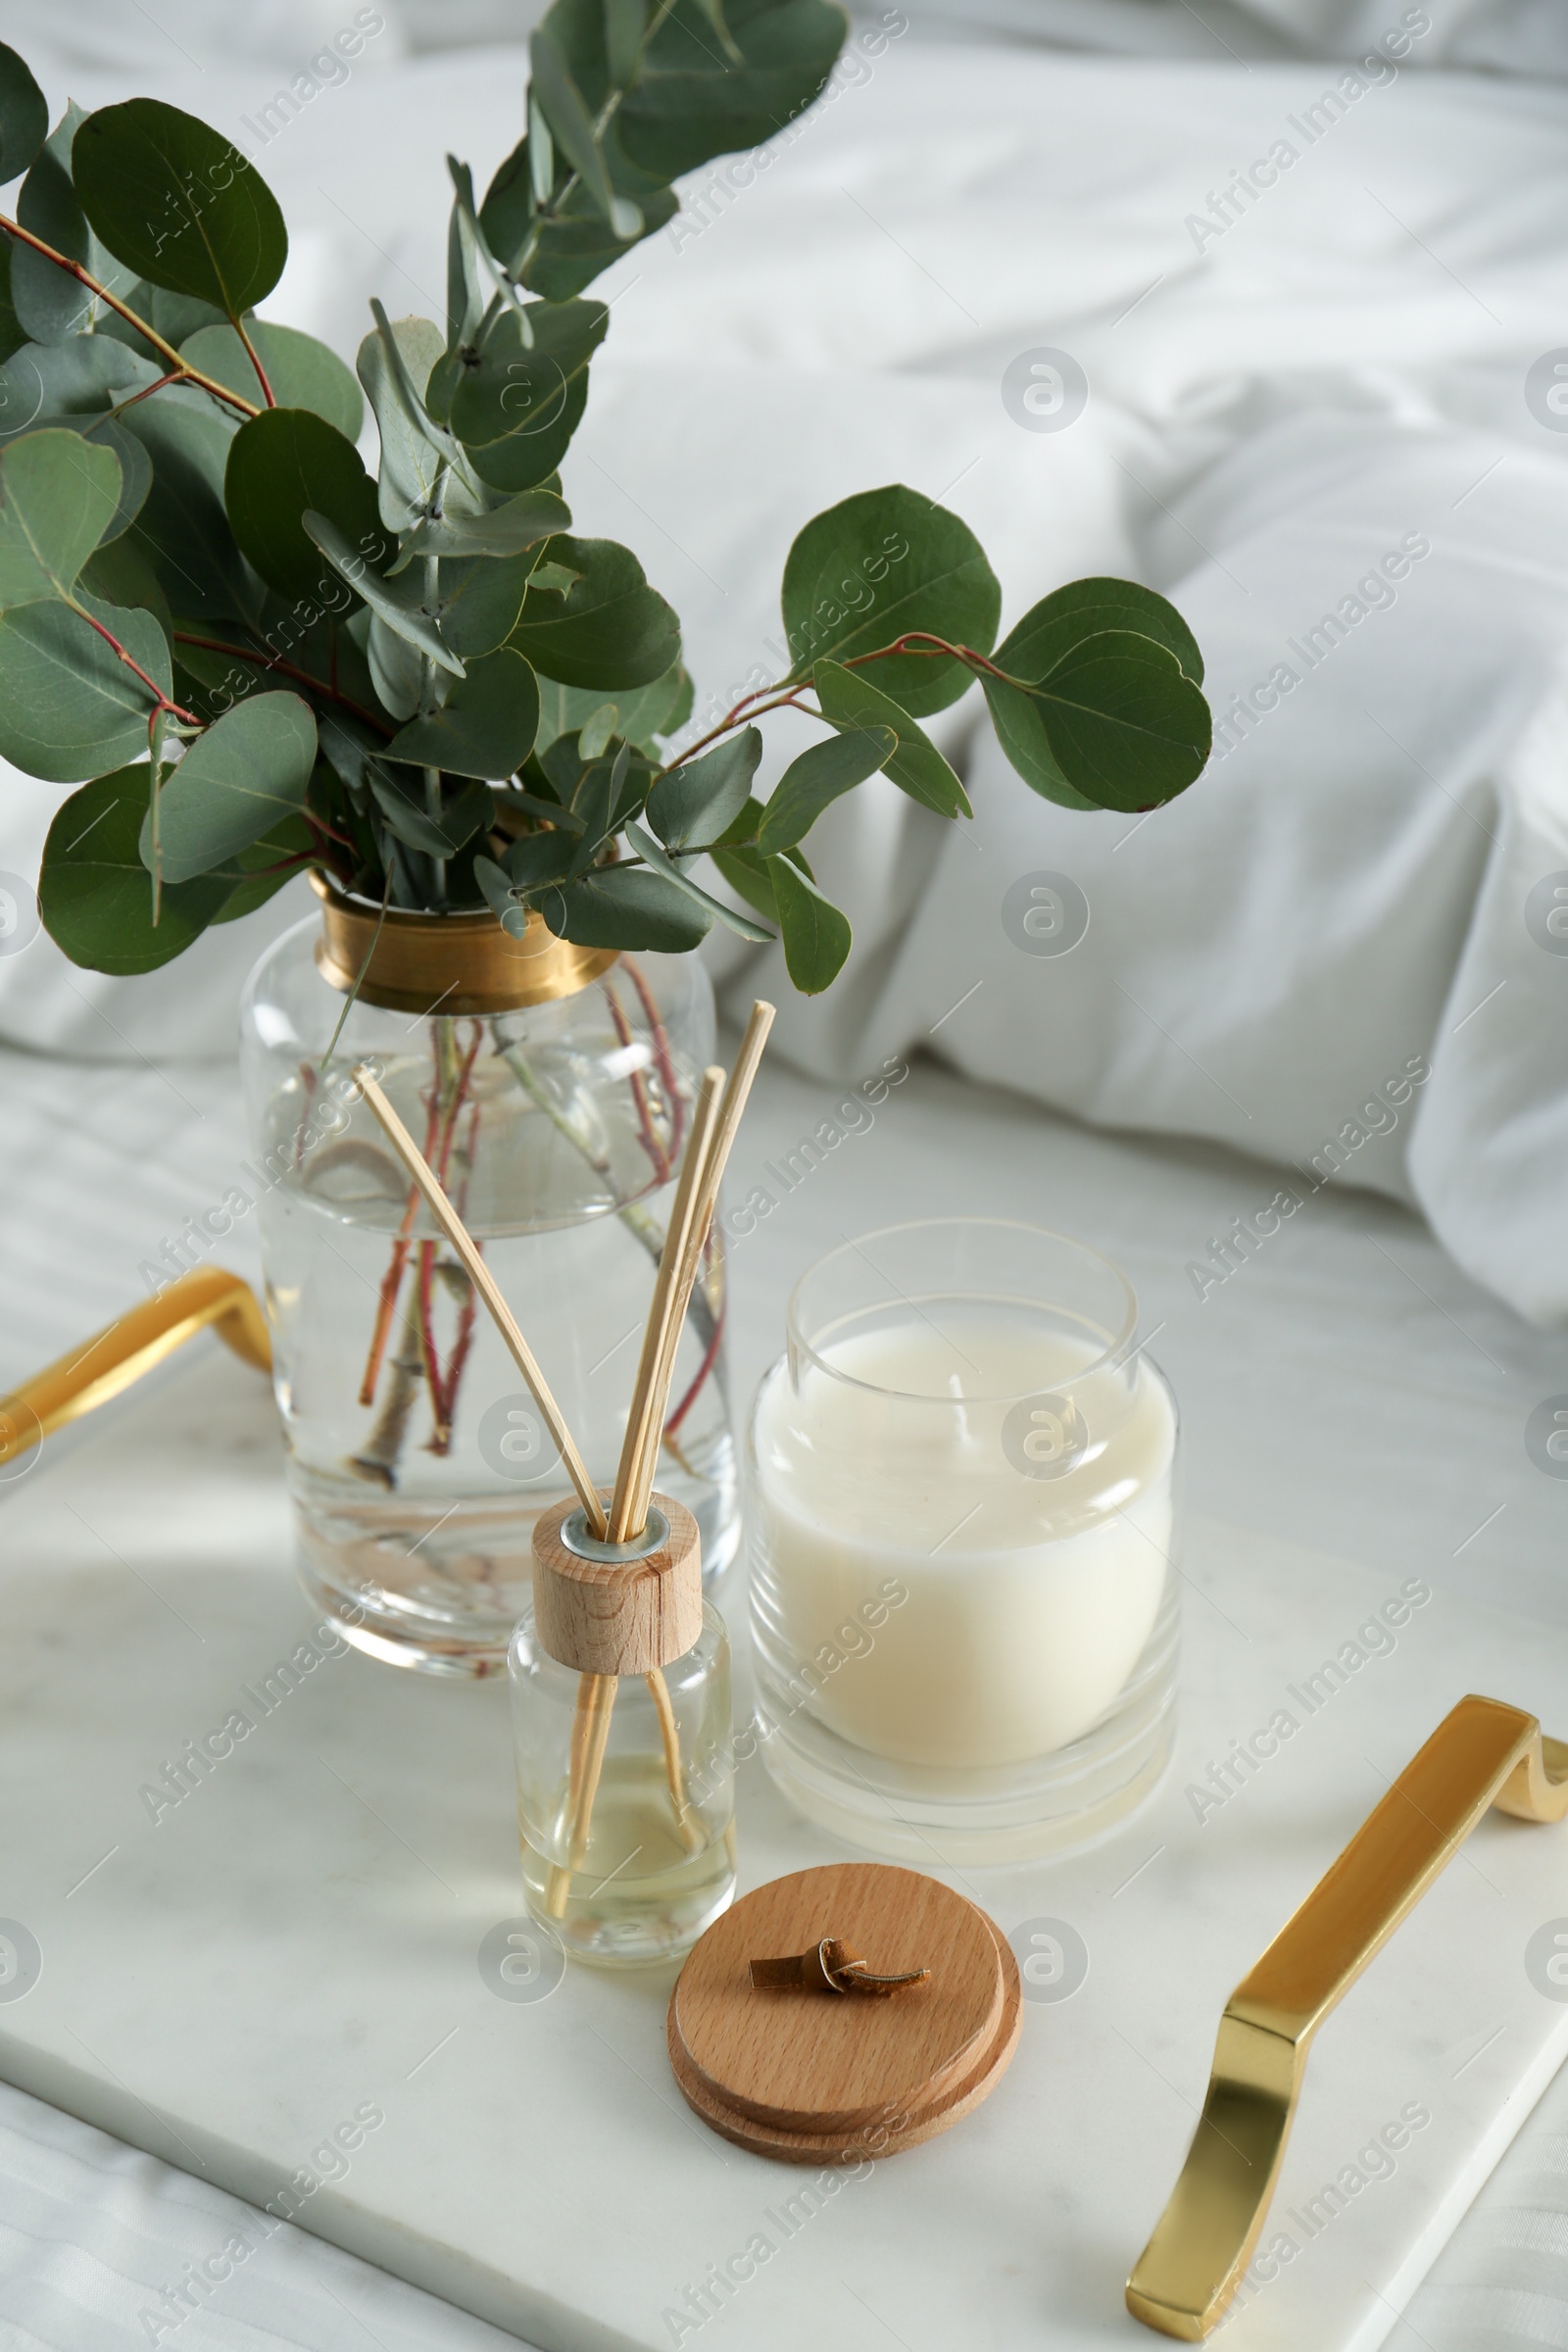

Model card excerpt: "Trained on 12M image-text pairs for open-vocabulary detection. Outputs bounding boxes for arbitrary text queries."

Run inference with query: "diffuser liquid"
[521,1753,737,1963]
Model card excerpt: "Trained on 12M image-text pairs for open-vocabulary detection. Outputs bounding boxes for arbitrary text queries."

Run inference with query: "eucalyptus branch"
[0,215,262,419]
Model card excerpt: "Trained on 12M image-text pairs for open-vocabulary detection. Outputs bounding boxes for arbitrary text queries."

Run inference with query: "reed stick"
[647,1666,703,1851]
[606,1067,725,1544]
[356,1066,607,1537]
[620,1000,774,1540]
[545,1671,615,1917]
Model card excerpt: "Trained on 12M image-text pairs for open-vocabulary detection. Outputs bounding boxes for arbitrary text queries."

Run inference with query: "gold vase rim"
[309,870,618,1015]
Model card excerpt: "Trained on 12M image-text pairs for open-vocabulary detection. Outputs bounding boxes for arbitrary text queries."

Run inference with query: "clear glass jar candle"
[746,1219,1179,1864]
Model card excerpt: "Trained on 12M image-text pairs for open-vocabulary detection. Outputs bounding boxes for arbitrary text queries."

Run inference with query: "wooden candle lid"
[667,1862,1021,2163]
[531,1490,702,1675]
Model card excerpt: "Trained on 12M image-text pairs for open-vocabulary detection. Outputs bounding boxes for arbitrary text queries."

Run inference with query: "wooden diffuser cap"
[531,1490,702,1675]
[668,1862,1022,2163]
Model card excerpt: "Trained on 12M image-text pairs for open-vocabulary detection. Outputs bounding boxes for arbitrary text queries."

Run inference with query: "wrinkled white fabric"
[3,29,1568,1304]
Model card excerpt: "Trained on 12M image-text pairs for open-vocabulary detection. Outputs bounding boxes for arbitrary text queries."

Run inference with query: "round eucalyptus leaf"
[646,726,760,852]
[616,0,845,183]
[0,336,159,430]
[41,765,228,973]
[450,299,607,493]
[180,320,364,438]
[996,578,1205,691]
[74,98,287,316]
[0,589,169,780]
[541,862,710,953]
[0,43,48,186]
[14,112,138,344]
[508,534,679,690]
[0,425,121,605]
[141,690,317,883]
[225,407,382,600]
[781,485,1001,715]
[386,647,540,780]
[989,630,1211,813]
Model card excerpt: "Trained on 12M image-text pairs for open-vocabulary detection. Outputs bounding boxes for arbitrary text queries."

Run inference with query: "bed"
[1,2,1567,2343]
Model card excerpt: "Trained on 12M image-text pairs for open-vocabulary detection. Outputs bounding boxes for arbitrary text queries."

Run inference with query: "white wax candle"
[750,1315,1176,1771]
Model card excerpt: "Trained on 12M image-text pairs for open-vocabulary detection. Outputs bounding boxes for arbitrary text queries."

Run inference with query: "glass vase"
[238,879,737,1676]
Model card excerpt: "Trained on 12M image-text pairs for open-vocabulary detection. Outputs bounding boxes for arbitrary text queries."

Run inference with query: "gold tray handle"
[0,1267,270,1467]
[1127,1692,1568,2340]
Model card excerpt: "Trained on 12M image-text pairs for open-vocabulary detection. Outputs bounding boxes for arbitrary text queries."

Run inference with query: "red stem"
[173,631,393,737]
[604,977,670,1185]
[0,214,260,418]
[624,956,686,1166]
[234,315,277,407]
[76,604,201,725]
[665,1290,724,1440]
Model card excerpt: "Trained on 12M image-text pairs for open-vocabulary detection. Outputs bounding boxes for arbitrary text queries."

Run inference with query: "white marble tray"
[1,1341,1566,2352]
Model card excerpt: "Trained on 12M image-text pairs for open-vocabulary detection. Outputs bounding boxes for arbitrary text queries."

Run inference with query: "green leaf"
[450,299,608,494]
[624,817,773,942]
[392,484,572,566]
[984,630,1211,814]
[74,99,287,315]
[179,320,364,438]
[996,577,1205,691]
[79,530,172,649]
[14,107,140,344]
[367,614,424,719]
[386,646,540,778]
[207,808,315,922]
[121,385,251,626]
[0,43,47,185]
[0,425,122,605]
[766,847,851,993]
[0,589,169,780]
[709,840,777,924]
[445,159,489,355]
[36,414,152,545]
[480,132,678,304]
[608,0,846,182]
[141,691,316,883]
[504,828,580,887]
[435,550,540,659]
[646,725,762,851]
[356,308,483,534]
[368,762,495,857]
[0,247,27,368]
[304,509,464,674]
[508,533,679,688]
[755,723,897,857]
[541,861,710,953]
[40,764,228,971]
[529,28,642,240]
[225,408,385,600]
[812,658,971,818]
[781,484,1001,716]
[0,335,159,422]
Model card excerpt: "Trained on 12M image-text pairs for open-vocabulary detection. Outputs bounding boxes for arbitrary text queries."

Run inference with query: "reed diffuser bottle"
[358,1004,772,1968]
[511,1493,735,1962]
